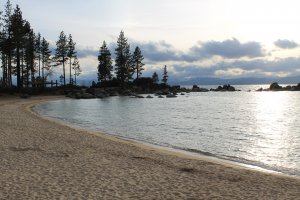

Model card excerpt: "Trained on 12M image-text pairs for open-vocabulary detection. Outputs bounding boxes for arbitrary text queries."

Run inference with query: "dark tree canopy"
[41,37,52,81]
[132,46,144,80]
[54,31,68,86]
[35,32,41,77]
[162,65,168,84]
[152,72,159,84]
[114,31,133,84]
[0,1,80,89]
[98,41,113,82]
[10,5,25,88]
[67,34,77,84]
[72,57,81,85]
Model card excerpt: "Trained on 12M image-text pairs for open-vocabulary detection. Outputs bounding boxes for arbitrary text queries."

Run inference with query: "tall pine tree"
[98,41,113,82]
[24,28,36,87]
[72,57,81,85]
[152,72,159,84]
[10,5,25,88]
[2,0,13,87]
[41,37,52,82]
[132,46,144,80]
[67,34,77,84]
[115,31,133,84]
[35,32,41,77]
[54,31,68,86]
[162,65,168,84]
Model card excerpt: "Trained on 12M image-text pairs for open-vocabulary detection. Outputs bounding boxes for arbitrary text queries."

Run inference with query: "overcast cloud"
[54,38,300,83]
[274,39,298,49]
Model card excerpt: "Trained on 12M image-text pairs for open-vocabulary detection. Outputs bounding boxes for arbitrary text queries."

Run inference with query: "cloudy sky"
[2,0,300,83]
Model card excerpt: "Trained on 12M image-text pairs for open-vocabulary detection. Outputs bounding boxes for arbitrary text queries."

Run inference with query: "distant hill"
[170,76,300,85]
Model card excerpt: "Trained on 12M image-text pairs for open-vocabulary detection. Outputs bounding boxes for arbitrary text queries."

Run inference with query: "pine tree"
[115,30,133,84]
[10,5,25,88]
[152,72,159,84]
[41,37,51,83]
[98,41,113,82]
[162,65,168,84]
[1,0,13,87]
[24,28,36,87]
[35,32,41,77]
[22,20,32,87]
[132,46,144,80]
[67,34,77,84]
[54,31,68,86]
[72,57,81,85]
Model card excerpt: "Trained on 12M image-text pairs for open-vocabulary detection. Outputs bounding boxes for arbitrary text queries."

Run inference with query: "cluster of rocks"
[210,84,237,92]
[257,82,300,91]
[191,85,209,92]
[65,84,241,99]
[65,87,185,99]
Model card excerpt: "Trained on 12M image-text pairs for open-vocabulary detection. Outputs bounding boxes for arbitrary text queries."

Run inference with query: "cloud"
[215,68,260,77]
[188,38,266,60]
[274,39,298,49]
[75,38,266,63]
[169,57,300,80]
[131,40,181,62]
[52,38,300,84]
[77,46,98,58]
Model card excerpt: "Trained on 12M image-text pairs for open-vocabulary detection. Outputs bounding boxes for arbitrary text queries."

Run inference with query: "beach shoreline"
[1,95,300,199]
[30,100,297,178]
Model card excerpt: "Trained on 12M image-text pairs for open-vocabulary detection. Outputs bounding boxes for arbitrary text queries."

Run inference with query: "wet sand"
[0,95,299,199]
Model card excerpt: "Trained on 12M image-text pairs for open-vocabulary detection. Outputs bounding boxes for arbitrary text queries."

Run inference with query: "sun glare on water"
[251,92,296,167]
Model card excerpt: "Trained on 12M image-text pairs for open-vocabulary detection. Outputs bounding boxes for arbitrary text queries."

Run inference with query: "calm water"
[34,85,300,176]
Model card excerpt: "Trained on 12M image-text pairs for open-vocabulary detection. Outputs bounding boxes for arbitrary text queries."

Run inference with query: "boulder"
[166,94,177,98]
[81,93,95,99]
[211,84,236,92]
[96,93,107,98]
[192,85,200,90]
[269,82,282,91]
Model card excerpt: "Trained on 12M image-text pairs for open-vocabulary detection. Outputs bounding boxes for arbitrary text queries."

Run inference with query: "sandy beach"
[0,95,299,199]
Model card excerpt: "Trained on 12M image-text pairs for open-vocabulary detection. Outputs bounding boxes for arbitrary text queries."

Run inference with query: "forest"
[0,0,169,93]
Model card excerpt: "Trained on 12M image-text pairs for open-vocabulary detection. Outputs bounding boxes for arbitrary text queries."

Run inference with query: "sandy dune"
[0,95,299,199]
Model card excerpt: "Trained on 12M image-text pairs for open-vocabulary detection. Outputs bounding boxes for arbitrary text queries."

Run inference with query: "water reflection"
[251,92,293,167]
[35,91,300,175]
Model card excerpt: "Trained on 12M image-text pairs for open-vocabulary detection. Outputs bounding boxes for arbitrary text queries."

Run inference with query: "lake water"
[34,85,300,176]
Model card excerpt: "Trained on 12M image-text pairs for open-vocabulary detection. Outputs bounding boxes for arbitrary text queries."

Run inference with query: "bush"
[133,77,154,86]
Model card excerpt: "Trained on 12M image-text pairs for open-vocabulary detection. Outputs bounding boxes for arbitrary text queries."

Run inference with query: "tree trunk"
[69,57,72,85]
[8,53,12,87]
[16,46,21,88]
[2,55,7,87]
[21,50,24,88]
[38,55,41,77]
[42,60,45,87]
[63,56,66,86]
[136,65,139,79]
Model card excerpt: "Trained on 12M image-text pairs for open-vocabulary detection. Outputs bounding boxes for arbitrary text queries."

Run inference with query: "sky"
[2,0,300,84]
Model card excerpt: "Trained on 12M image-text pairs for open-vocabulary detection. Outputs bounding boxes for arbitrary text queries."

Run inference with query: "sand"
[0,95,299,199]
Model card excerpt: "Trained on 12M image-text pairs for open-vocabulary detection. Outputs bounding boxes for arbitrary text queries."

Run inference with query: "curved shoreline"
[1,95,300,199]
[32,98,299,178]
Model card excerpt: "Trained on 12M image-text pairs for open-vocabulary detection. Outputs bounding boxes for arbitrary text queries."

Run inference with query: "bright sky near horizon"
[2,0,300,83]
